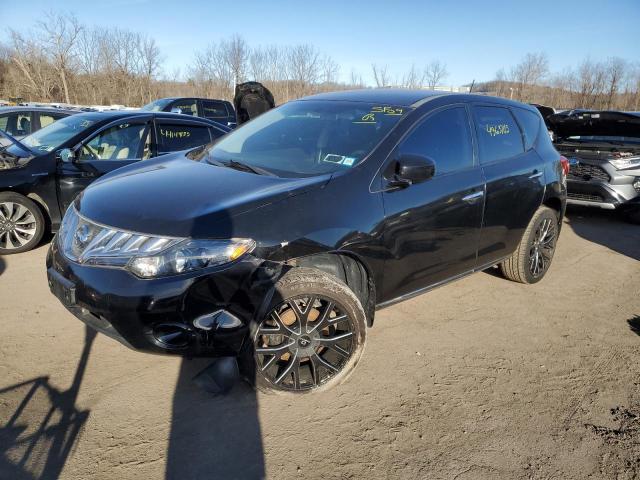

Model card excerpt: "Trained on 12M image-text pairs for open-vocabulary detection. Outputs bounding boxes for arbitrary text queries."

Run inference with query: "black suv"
[545,110,640,223]
[141,97,238,128]
[47,90,566,394]
[0,111,228,253]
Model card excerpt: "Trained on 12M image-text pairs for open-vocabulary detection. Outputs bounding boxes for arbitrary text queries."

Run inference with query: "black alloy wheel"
[529,216,557,279]
[255,295,356,392]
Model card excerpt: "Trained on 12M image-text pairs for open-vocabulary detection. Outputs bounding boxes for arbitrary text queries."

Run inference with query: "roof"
[299,89,447,106]
[0,106,76,114]
[66,110,231,131]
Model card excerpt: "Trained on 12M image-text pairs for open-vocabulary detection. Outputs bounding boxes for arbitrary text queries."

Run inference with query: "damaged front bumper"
[46,239,285,357]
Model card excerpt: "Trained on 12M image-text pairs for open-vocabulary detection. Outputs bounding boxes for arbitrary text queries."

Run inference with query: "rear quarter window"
[512,108,542,150]
[473,106,524,164]
[156,123,211,153]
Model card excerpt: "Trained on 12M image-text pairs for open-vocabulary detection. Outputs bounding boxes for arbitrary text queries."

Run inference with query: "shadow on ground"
[165,358,264,479]
[565,206,640,261]
[628,315,640,336]
[0,326,96,480]
[0,256,5,277]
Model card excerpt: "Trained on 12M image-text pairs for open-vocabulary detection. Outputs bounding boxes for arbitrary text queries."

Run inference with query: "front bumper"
[46,238,284,357]
[566,162,640,210]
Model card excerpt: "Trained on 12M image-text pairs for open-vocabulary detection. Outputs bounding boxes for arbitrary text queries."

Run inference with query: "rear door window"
[0,112,32,136]
[169,99,197,116]
[202,100,229,120]
[399,106,474,175]
[473,106,524,164]
[511,108,542,150]
[156,122,211,154]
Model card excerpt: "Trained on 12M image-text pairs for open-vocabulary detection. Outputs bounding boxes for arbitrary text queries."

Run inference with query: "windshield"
[205,100,410,177]
[21,115,98,154]
[141,98,173,112]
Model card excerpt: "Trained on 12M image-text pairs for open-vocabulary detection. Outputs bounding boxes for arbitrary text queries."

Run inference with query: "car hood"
[547,110,640,139]
[76,155,331,238]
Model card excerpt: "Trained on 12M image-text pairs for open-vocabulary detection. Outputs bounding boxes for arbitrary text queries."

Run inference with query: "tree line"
[478,52,640,111]
[1,13,639,111]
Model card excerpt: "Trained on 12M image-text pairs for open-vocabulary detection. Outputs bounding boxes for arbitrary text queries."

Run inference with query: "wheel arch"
[287,251,377,327]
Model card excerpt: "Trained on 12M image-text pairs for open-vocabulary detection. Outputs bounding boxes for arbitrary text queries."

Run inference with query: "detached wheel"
[253,268,366,394]
[0,192,45,254]
[500,206,558,284]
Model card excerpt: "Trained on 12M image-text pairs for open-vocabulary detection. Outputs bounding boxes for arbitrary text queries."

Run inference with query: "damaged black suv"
[47,90,566,393]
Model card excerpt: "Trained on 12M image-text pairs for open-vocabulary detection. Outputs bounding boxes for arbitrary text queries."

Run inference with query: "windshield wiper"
[209,156,275,176]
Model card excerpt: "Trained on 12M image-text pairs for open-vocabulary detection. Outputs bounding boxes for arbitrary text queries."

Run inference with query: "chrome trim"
[462,191,484,202]
[566,199,616,210]
[528,172,543,179]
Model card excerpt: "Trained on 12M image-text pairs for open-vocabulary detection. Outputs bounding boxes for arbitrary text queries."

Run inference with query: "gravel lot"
[1,207,639,480]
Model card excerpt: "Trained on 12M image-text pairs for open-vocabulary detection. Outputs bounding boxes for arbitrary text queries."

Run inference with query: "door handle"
[462,191,484,203]
[528,171,543,179]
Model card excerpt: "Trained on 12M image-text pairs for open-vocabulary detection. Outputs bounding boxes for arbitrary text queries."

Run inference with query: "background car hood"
[547,110,640,139]
[76,155,331,238]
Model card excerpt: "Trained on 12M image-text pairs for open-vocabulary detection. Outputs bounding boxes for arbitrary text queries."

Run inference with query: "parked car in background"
[545,110,640,223]
[234,81,276,125]
[47,89,566,394]
[141,97,237,128]
[0,111,229,253]
[0,106,76,139]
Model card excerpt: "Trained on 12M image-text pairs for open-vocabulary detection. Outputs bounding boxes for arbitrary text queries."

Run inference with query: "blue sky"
[1,0,638,86]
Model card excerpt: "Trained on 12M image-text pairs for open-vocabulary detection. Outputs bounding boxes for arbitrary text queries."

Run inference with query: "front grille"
[567,163,610,182]
[567,192,604,202]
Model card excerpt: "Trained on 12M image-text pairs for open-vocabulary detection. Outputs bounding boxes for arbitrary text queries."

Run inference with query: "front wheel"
[252,268,367,394]
[0,192,45,254]
[500,206,559,284]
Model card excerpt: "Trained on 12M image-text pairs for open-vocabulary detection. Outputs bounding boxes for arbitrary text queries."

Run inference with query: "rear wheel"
[252,268,366,394]
[0,192,45,254]
[500,206,559,284]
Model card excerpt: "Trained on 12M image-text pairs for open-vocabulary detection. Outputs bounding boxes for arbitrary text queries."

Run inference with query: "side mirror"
[170,107,183,114]
[58,148,75,163]
[387,154,435,190]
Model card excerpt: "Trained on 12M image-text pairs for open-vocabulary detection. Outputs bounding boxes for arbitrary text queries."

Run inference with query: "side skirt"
[375,255,511,310]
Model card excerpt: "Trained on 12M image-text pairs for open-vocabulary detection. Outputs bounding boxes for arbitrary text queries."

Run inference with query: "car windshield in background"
[19,115,98,154]
[140,99,173,112]
[204,100,410,177]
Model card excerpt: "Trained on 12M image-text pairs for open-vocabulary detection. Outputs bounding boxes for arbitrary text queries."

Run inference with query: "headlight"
[609,157,640,170]
[127,238,255,278]
[58,206,255,278]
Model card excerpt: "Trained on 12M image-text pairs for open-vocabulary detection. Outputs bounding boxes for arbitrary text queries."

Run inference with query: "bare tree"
[37,12,82,104]
[510,52,548,101]
[371,63,390,87]
[424,60,448,89]
[401,64,424,89]
[604,57,627,109]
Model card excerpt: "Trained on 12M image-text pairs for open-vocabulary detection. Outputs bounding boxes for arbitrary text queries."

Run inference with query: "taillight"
[560,156,570,176]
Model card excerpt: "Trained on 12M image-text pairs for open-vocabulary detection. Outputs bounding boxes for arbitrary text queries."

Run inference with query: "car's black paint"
[48,90,566,357]
[0,111,229,233]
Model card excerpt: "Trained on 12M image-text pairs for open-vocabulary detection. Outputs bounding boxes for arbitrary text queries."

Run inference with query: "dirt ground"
[0,207,639,480]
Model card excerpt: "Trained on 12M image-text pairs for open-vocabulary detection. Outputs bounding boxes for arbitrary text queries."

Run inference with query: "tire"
[499,206,559,284]
[251,267,366,394]
[0,192,45,254]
